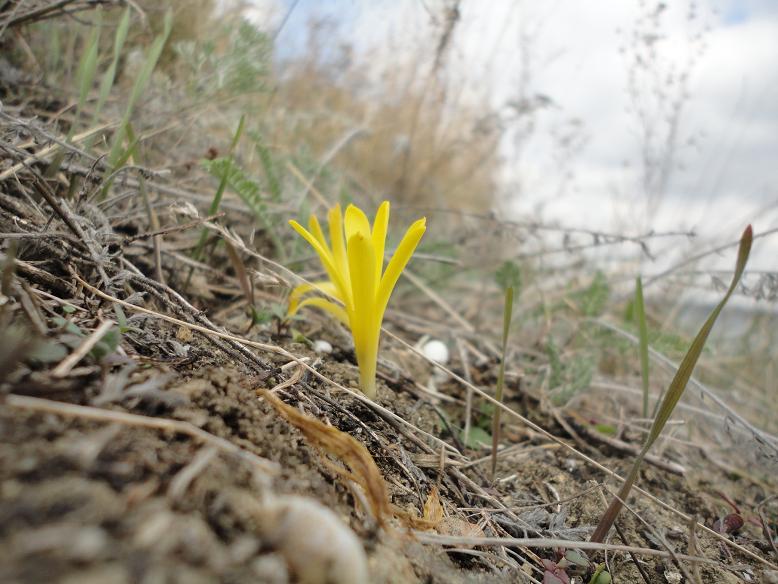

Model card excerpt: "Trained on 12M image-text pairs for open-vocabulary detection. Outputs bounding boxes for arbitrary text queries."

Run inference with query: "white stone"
[421,339,449,364]
[313,340,333,354]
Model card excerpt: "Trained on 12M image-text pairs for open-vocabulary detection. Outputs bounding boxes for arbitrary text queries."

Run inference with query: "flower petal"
[328,204,350,285]
[347,232,377,323]
[293,297,349,326]
[308,214,331,257]
[289,220,350,306]
[344,204,371,242]
[376,217,426,319]
[287,281,342,315]
[371,201,390,284]
[347,231,379,398]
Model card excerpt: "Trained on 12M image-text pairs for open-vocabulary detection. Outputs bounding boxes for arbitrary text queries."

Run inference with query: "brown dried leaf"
[422,486,444,528]
[176,325,193,343]
[437,516,485,549]
[260,388,391,525]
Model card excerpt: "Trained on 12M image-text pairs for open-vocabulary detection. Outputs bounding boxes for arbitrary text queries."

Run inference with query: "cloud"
[262,0,778,262]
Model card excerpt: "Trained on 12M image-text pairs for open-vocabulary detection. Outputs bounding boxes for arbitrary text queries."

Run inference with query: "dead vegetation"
[1,2,777,583]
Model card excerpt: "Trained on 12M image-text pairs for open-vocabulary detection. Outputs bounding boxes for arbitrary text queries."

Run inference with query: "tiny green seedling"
[490,282,515,479]
[590,225,752,543]
[634,276,650,418]
[193,114,246,263]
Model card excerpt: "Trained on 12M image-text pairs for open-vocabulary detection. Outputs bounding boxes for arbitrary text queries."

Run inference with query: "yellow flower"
[288,201,426,399]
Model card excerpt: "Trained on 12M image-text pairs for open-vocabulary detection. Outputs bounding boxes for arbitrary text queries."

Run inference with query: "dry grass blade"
[51,319,115,378]
[259,388,391,525]
[413,532,721,565]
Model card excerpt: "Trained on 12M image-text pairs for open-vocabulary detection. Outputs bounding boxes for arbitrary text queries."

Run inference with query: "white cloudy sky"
[254,0,778,271]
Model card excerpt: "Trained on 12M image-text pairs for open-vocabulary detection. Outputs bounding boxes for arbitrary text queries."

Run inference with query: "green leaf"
[93,7,130,121]
[29,341,68,364]
[52,316,83,337]
[546,337,563,389]
[635,276,650,417]
[76,21,101,113]
[593,423,617,436]
[192,115,246,261]
[252,132,282,202]
[491,286,514,478]
[590,225,753,543]
[461,425,492,449]
[290,329,310,345]
[107,9,172,168]
[589,565,611,584]
[645,226,751,451]
[90,326,120,360]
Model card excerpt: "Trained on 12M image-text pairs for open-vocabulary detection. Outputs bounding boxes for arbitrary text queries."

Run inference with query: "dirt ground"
[1,325,776,583]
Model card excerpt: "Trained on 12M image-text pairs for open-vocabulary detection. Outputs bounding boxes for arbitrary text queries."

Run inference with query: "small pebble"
[421,340,449,364]
[313,340,333,354]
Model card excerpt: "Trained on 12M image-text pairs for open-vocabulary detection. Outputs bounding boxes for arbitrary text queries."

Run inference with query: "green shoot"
[192,114,246,262]
[635,276,650,418]
[76,19,101,118]
[106,10,172,171]
[201,152,288,260]
[490,285,514,479]
[84,7,131,153]
[252,132,282,202]
[590,225,753,543]
[47,15,101,176]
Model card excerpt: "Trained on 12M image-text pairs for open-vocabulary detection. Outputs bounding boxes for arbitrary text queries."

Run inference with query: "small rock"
[259,495,368,584]
[312,340,333,354]
[421,339,449,364]
[664,570,682,584]
[252,554,289,584]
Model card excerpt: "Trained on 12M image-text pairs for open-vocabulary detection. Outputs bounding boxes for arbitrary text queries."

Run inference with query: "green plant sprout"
[288,202,426,399]
[490,284,514,479]
[590,225,753,543]
[101,9,172,198]
[193,114,246,262]
[46,12,102,177]
[634,276,650,418]
[489,260,520,478]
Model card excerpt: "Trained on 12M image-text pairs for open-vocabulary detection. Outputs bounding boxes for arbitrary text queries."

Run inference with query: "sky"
[250,0,778,274]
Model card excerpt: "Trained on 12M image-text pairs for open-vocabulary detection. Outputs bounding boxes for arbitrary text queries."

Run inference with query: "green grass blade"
[490,285,514,479]
[107,10,172,168]
[254,136,282,201]
[635,276,650,418]
[82,8,129,154]
[645,225,751,451]
[192,114,246,262]
[590,225,752,543]
[48,18,100,177]
[76,22,100,113]
[94,8,130,119]
[211,114,246,216]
